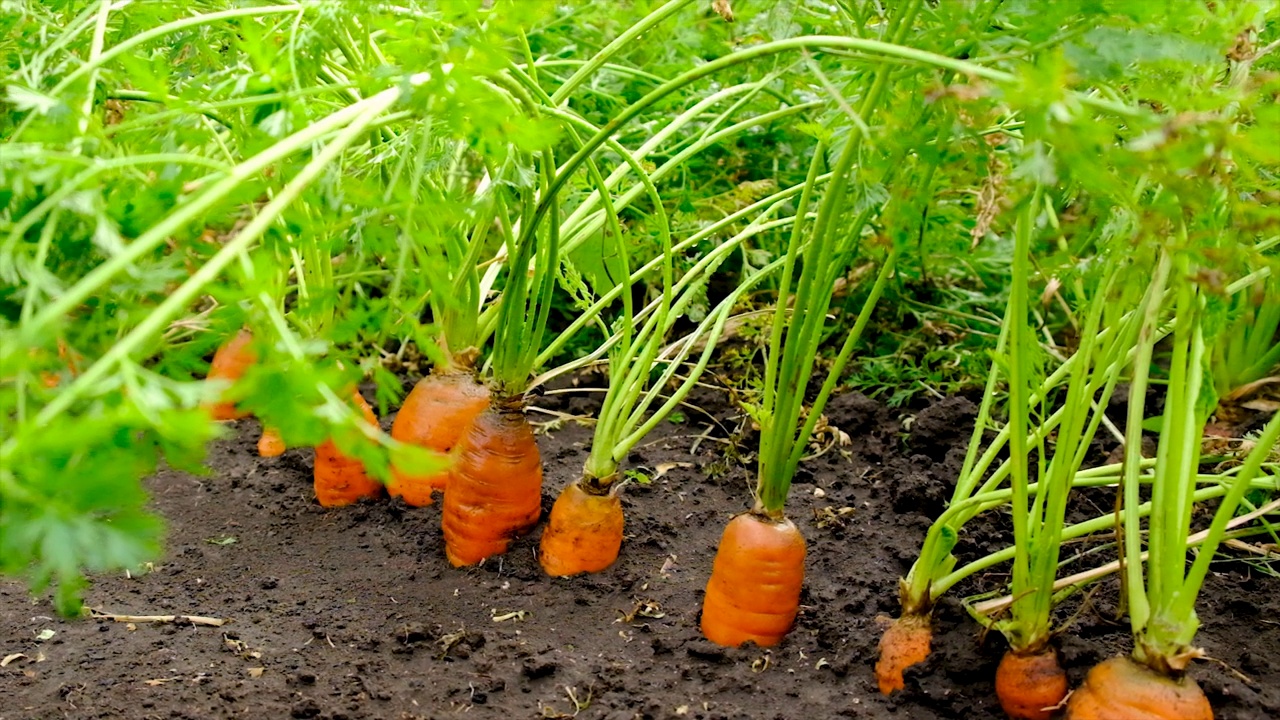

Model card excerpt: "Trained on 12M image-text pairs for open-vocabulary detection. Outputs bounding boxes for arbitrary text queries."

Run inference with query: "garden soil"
[3,388,1277,720]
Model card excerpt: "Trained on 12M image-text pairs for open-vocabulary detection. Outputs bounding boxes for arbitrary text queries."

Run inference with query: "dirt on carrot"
[1064,655,1213,720]
[995,646,1069,720]
[257,426,285,457]
[700,511,807,648]
[538,479,624,576]
[876,612,934,695]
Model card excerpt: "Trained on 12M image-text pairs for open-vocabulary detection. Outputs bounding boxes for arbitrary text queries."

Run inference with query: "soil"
[2,387,1278,720]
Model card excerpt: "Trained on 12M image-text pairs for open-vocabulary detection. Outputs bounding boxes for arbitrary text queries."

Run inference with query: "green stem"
[1122,251,1173,635]
[20,91,395,342]
[12,4,307,141]
[6,88,399,451]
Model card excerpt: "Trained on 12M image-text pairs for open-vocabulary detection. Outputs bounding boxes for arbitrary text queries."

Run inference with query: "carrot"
[1064,656,1212,720]
[538,479,624,576]
[875,613,933,694]
[700,512,806,648]
[388,370,490,506]
[204,329,257,421]
[995,647,1069,720]
[35,339,82,388]
[257,426,285,457]
[440,403,542,567]
[313,389,384,508]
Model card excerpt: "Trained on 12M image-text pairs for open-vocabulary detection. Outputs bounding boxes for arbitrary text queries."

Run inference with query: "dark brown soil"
[2,390,1277,720]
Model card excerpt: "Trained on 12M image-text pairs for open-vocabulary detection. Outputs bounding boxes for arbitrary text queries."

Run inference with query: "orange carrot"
[204,329,257,421]
[996,647,1069,720]
[440,403,542,567]
[538,479,624,576]
[875,613,933,694]
[700,512,806,648]
[257,426,285,457]
[1064,656,1212,720]
[35,339,81,388]
[388,371,490,506]
[313,390,384,508]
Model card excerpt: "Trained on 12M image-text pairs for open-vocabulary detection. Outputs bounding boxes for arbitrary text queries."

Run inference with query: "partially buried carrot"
[37,339,82,388]
[257,426,285,457]
[996,647,1068,720]
[314,389,384,508]
[204,329,257,421]
[440,401,542,567]
[875,612,933,694]
[700,511,806,648]
[1064,656,1212,720]
[388,370,490,506]
[538,478,624,576]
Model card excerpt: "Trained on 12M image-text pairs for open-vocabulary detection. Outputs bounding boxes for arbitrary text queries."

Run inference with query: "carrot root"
[204,329,257,421]
[875,613,933,695]
[258,426,285,457]
[995,647,1069,720]
[388,371,490,506]
[37,339,83,388]
[1064,655,1212,720]
[538,480,624,577]
[700,512,806,648]
[314,390,384,508]
[441,405,542,567]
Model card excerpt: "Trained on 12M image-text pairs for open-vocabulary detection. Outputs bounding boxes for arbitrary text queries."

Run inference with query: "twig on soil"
[88,608,228,627]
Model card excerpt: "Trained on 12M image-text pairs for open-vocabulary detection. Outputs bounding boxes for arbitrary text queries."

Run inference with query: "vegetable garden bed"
[4,2,1280,719]
[3,391,1277,720]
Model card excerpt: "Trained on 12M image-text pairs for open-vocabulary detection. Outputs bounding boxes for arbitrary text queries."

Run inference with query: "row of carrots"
[206,328,1224,720]
[51,324,1220,720]
[204,329,581,570]
[205,329,812,660]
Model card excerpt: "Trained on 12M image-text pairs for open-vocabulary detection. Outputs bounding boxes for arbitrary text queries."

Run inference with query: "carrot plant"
[979,191,1153,720]
[0,0,563,612]
[385,158,497,507]
[1066,252,1280,720]
[1211,260,1280,417]
[699,0,933,647]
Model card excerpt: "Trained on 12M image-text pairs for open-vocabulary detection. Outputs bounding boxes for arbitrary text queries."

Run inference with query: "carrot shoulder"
[440,404,542,567]
[700,512,806,648]
[205,329,257,421]
[538,480,624,577]
[388,371,490,506]
[257,426,285,457]
[995,647,1069,720]
[875,613,933,695]
[313,390,384,508]
[1064,656,1212,720]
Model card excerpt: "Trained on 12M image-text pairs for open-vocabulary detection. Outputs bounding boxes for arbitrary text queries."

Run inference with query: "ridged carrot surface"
[1064,656,1212,720]
[996,647,1069,720]
[538,480,624,576]
[388,371,490,506]
[314,390,384,508]
[205,329,257,421]
[700,512,806,648]
[441,406,542,567]
[875,613,933,694]
[258,426,285,457]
